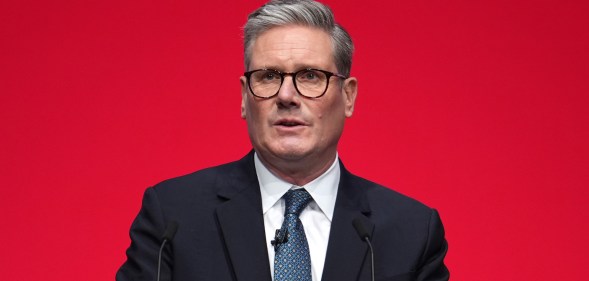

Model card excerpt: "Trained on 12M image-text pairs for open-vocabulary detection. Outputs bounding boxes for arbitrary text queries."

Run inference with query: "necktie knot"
[284,189,312,217]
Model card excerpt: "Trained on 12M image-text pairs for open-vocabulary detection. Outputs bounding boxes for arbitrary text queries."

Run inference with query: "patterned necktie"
[274,188,313,281]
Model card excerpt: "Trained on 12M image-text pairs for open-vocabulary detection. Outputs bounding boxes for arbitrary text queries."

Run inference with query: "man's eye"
[298,70,322,81]
[302,71,317,80]
[262,72,279,80]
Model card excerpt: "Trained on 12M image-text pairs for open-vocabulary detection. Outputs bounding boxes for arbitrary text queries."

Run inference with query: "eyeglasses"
[244,68,348,99]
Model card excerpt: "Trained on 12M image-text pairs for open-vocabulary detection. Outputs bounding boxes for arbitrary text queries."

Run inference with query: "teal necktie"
[274,189,313,281]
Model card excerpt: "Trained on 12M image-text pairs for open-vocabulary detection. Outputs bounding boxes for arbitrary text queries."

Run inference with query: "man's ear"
[342,77,358,117]
[240,76,248,119]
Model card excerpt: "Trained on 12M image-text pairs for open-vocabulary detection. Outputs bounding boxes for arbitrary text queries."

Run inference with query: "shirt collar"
[255,152,340,221]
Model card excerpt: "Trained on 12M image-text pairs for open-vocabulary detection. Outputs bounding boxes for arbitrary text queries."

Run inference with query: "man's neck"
[256,151,337,186]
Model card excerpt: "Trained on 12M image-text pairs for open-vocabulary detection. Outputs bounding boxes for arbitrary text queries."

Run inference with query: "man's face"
[240,25,357,170]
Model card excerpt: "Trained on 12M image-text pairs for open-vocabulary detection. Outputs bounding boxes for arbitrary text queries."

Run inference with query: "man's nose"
[276,75,300,108]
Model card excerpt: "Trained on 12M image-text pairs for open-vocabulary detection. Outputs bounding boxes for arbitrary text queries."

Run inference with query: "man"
[117,1,449,281]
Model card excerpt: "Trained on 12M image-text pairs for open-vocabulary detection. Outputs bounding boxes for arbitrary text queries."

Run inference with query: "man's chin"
[272,148,309,161]
[261,145,312,162]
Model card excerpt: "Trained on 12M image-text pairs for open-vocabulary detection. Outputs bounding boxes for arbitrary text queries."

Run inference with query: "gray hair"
[243,0,354,77]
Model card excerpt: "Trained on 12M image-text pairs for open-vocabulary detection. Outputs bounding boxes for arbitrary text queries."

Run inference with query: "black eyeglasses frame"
[243,68,348,99]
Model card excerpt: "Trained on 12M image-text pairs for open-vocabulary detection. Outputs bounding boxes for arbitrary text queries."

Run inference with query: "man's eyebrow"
[255,64,325,72]
[261,65,282,71]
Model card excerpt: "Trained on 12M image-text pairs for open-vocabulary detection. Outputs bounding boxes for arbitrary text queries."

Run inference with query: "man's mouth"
[279,121,301,127]
[275,119,306,127]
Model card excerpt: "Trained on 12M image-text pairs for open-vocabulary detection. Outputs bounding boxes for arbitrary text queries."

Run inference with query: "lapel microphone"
[353,217,374,281]
[157,221,178,281]
[271,229,288,250]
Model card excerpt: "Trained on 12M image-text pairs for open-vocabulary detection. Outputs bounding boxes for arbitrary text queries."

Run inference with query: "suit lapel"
[215,152,272,281]
[214,155,374,281]
[322,162,374,281]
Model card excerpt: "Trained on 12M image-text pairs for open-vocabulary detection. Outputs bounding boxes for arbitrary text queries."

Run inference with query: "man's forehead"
[249,25,335,70]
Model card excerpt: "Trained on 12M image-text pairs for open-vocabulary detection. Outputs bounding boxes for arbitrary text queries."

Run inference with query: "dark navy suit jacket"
[116,152,449,281]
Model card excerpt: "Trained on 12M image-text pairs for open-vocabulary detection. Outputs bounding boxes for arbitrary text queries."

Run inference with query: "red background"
[1,0,587,280]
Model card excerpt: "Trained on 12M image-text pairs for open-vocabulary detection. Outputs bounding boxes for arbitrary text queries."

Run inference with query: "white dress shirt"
[254,153,340,281]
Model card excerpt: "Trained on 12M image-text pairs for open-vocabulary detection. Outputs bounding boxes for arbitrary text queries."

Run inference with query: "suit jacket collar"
[215,152,374,281]
[321,161,374,281]
[215,151,273,281]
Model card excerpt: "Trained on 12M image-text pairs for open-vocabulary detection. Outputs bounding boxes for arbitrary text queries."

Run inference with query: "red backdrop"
[1,0,587,280]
